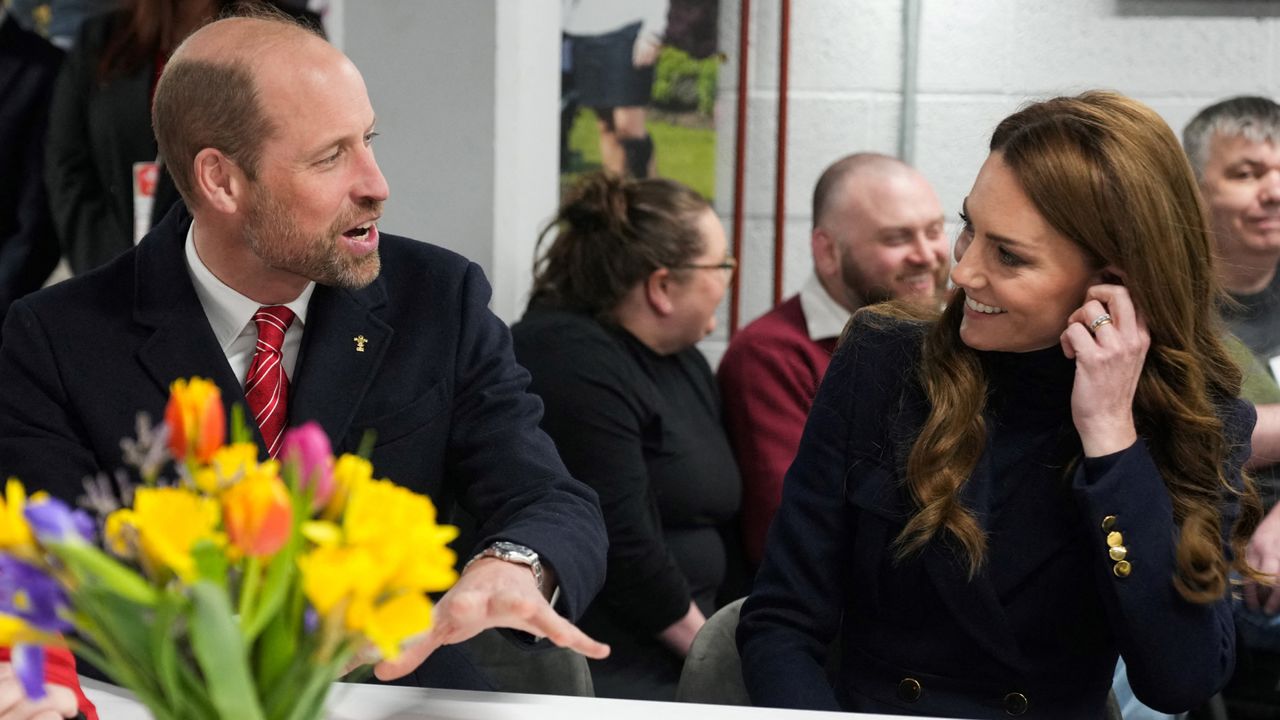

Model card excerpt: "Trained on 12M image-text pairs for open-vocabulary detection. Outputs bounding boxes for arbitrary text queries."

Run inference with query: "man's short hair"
[151,9,320,204]
[810,152,906,230]
[1183,96,1280,179]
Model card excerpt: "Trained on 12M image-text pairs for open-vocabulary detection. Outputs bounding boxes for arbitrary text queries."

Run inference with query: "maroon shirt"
[718,295,838,565]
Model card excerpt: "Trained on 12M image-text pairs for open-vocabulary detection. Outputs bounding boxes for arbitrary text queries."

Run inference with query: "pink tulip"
[280,422,335,509]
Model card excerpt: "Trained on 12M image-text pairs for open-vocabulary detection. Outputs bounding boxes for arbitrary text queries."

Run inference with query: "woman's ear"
[646,268,676,316]
[1094,265,1127,286]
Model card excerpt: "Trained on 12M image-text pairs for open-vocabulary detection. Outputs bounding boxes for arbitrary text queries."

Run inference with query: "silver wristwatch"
[464,541,545,593]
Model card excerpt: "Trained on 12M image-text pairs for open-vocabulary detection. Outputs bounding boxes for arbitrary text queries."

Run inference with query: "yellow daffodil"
[323,455,373,521]
[131,487,223,582]
[192,443,262,495]
[342,479,458,593]
[300,521,342,548]
[164,377,225,464]
[362,592,434,661]
[0,479,35,554]
[296,473,458,656]
[103,508,138,559]
[0,614,60,648]
[297,545,383,618]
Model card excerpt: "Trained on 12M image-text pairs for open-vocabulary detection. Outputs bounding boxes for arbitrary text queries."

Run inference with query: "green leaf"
[149,591,186,715]
[74,587,156,679]
[281,654,345,720]
[68,616,171,716]
[50,541,158,605]
[231,403,251,445]
[238,555,262,632]
[189,581,266,720]
[254,611,295,694]
[192,539,229,589]
[173,659,223,720]
[355,429,377,460]
[244,538,297,641]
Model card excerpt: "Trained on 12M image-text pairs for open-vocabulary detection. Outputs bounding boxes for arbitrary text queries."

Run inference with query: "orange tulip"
[164,378,225,464]
[222,466,293,558]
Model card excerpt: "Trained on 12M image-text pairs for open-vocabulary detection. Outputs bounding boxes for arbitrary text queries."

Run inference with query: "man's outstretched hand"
[373,557,610,680]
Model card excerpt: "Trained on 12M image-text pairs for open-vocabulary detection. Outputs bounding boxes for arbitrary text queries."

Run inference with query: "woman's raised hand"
[1060,283,1150,457]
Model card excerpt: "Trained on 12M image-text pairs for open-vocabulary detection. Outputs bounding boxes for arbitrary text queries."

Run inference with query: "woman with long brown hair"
[738,91,1262,718]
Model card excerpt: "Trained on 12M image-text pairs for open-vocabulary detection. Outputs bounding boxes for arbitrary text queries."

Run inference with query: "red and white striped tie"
[244,305,296,457]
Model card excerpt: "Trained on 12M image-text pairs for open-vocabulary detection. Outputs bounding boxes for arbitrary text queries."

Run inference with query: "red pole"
[729,0,751,336]
[773,0,791,307]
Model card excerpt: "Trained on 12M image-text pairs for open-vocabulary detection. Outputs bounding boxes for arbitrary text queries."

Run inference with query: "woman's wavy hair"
[531,172,710,319]
[880,90,1261,602]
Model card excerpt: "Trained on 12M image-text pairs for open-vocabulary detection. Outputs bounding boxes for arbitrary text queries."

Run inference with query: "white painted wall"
[336,0,560,323]
[717,0,1280,339]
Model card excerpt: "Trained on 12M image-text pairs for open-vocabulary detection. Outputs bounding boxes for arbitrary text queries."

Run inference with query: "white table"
[81,678,958,719]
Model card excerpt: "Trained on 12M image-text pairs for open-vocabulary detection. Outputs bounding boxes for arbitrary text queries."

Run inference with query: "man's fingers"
[373,629,444,681]
[521,604,611,659]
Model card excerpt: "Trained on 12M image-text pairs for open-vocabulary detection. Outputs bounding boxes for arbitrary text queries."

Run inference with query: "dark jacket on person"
[738,314,1251,719]
[0,14,62,320]
[0,203,608,691]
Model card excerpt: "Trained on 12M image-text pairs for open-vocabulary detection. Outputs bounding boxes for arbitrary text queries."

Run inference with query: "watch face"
[493,541,538,563]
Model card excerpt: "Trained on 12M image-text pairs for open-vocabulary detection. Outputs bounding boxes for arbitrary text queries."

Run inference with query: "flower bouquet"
[0,378,458,719]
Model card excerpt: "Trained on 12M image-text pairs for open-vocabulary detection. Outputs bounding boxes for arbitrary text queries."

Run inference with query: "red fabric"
[244,305,296,457]
[717,295,838,565]
[0,646,98,720]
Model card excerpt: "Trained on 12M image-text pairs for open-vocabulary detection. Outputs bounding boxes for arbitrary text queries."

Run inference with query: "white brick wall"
[711,0,1280,354]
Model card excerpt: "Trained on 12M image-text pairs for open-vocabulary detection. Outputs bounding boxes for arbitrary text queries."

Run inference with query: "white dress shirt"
[797,274,854,342]
[183,222,314,386]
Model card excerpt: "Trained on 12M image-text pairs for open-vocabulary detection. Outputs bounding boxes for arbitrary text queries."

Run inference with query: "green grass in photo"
[562,108,716,203]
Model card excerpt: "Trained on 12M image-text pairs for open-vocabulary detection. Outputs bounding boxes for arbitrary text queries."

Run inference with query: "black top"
[511,305,741,632]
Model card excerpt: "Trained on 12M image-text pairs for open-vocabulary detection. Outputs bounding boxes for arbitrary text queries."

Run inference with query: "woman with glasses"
[511,172,741,701]
[738,91,1264,718]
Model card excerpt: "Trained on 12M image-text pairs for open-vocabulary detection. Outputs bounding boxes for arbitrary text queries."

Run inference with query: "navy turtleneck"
[975,344,1085,601]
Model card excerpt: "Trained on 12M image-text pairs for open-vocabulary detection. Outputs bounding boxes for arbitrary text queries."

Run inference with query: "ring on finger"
[1088,313,1113,333]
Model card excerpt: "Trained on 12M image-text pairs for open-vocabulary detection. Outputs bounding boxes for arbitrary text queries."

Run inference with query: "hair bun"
[563,173,630,237]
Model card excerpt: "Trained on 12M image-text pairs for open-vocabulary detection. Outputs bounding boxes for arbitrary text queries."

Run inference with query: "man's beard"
[839,247,945,309]
[245,187,383,290]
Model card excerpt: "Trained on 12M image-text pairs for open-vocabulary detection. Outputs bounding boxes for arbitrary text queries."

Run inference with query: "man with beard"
[0,12,609,691]
[718,153,946,566]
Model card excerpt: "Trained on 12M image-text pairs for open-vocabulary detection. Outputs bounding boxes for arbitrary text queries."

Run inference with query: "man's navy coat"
[0,203,607,690]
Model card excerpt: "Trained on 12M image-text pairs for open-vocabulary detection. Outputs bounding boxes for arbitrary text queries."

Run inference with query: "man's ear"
[192,149,247,215]
[812,227,840,279]
[645,267,676,316]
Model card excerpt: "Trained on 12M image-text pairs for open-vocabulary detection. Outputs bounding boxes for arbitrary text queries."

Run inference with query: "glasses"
[672,257,737,278]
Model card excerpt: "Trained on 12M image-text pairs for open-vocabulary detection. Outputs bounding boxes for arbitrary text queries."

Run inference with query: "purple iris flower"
[24,496,95,544]
[12,643,45,701]
[304,606,319,634]
[0,556,71,634]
